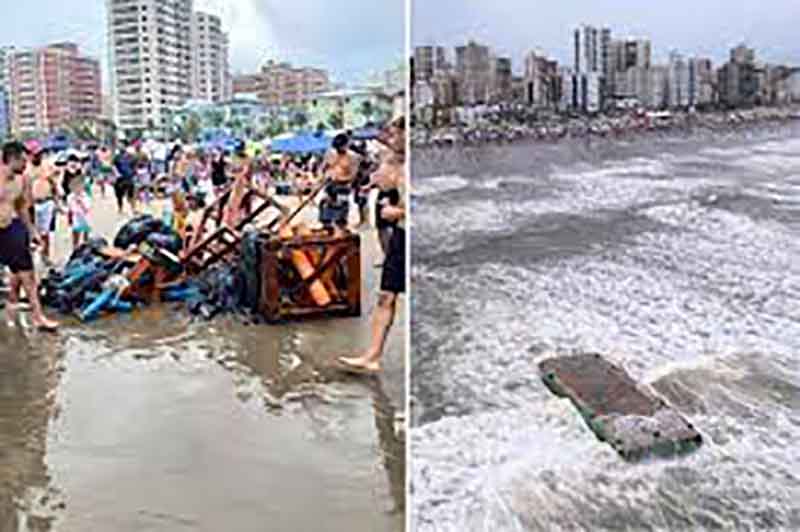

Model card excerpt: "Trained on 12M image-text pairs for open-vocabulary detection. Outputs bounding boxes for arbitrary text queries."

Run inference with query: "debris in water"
[538,353,703,460]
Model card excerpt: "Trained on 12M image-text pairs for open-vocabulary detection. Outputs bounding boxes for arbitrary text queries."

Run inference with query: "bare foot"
[337,356,381,374]
[32,315,59,331]
[4,305,17,327]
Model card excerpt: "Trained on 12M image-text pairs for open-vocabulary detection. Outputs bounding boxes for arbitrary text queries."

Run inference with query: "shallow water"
[0,194,405,531]
[410,124,800,531]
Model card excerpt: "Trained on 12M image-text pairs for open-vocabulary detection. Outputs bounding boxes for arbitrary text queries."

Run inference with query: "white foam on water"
[412,127,800,530]
[412,174,471,198]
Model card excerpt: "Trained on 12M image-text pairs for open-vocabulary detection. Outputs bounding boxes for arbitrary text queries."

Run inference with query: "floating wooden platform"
[539,353,702,460]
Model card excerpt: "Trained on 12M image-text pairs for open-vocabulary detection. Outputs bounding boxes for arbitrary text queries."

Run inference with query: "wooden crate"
[259,230,361,323]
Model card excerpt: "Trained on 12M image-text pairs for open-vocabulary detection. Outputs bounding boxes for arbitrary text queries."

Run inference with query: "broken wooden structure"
[538,353,702,460]
[64,176,360,323]
[259,229,361,323]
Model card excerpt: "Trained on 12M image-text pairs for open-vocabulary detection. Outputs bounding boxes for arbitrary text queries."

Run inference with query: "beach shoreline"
[411,105,800,149]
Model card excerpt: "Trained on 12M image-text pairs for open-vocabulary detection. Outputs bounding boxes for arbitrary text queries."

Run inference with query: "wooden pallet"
[181,185,289,275]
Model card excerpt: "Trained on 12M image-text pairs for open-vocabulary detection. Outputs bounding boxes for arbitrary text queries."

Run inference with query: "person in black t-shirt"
[210,148,228,196]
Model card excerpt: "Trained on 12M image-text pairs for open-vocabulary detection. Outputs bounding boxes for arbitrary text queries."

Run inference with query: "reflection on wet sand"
[0,329,64,531]
[0,185,405,531]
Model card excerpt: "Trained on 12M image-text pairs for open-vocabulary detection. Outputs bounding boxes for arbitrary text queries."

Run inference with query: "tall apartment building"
[574,25,611,77]
[524,51,558,107]
[574,25,612,109]
[610,38,651,71]
[689,57,714,107]
[8,42,102,135]
[718,44,758,108]
[0,89,8,137]
[413,46,448,82]
[490,56,513,102]
[558,67,577,110]
[455,40,491,105]
[647,65,670,109]
[107,0,195,133]
[231,60,330,108]
[0,46,13,136]
[191,11,231,102]
[609,38,651,97]
[668,51,690,108]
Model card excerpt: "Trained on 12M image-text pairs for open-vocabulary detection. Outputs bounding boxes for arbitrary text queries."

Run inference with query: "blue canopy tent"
[45,134,70,152]
[202,136,239,152]
[271,131,332,154]
[350,127,381,140]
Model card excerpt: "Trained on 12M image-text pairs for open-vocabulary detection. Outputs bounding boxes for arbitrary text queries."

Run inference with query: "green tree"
[292,111,309,130]
[182,114,201,143]
[360,99,374,123]
[209,109,225,129]
[328,111,344,130]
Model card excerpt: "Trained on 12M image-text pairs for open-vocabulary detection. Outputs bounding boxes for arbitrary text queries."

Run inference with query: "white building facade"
[191,11,231,103]
[107,0,195,134]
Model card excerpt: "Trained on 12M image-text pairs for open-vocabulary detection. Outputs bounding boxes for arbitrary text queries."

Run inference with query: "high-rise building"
[106,0,195,134]
[574,25,611,76]
[455,40,491,105]
[574,25,612,108]
[0,46,12,136]
[490,56,513,102]
[8,42,102,135]
[191,11,231,103]
[688,57,714,107]
[668,51,690,108]
[413,46,448,82]
[524,51,558,107]
[558,67,577,110]
[232,60,330,108]
[0,88,8,138]
[647,65,670,109]
[718,44,758,108]
[580,72,603,113]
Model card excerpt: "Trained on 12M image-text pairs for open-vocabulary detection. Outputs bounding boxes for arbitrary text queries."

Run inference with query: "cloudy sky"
[413,0,800,73]
[4,0,405,88]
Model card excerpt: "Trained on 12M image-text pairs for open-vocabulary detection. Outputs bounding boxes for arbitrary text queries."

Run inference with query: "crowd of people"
[0,119,407,375]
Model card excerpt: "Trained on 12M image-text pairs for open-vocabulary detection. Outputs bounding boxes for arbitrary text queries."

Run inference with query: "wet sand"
[0,188,405,531]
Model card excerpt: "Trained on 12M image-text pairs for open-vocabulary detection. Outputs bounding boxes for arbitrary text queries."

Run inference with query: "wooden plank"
[539,353,702,460]
[260,250,280,321]
[346,235,361,316]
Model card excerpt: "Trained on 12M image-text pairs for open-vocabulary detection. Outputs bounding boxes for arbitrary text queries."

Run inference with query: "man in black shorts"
[338,118,406,374]
[0,142,58,330]
[112,146,136,214]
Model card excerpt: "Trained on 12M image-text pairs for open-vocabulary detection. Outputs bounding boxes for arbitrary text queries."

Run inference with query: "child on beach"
[135,157,152,211]
[96,146,113,199]
[67,175,91,249]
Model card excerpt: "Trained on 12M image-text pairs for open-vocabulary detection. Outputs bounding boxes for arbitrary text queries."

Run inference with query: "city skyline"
[4,0,404,87]
[412,0,800,72]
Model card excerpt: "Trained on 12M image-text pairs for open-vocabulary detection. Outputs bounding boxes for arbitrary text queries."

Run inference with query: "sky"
[413,0,800,74]
[3,0,405,89]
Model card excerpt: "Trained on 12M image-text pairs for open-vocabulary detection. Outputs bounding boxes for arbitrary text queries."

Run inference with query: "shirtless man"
[0,142,59,330]
[222,141,287,228]
[338,118,406,374]
[319,133,360,234]
[28,143,61,266]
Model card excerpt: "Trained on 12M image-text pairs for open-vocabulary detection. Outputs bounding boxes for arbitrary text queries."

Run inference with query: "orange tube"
[282,225,331,306]
[291,249,331,306]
